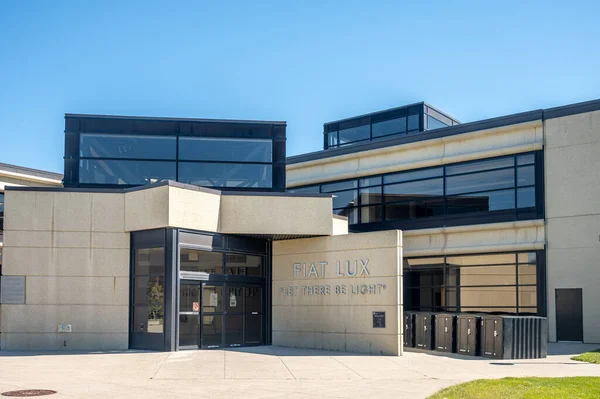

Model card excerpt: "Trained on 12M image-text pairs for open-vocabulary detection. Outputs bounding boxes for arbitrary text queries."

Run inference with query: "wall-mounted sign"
[292,259,370,278]
[372,312,386,328]
[58,324,72,333]
[192,302,200,312]
[230,294,237,308]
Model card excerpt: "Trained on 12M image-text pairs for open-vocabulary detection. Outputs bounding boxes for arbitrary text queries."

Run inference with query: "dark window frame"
[64,117,286,191]
[288,151,544,230]
[403,250,545,315]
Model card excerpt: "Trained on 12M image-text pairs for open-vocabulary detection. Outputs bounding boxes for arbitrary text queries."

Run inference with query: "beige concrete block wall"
[403,220,545,257]
[272,230,402,355]
[545,110,600,343]
[1,191,129,350]
[219,194,334,236]
[168,186,221,231]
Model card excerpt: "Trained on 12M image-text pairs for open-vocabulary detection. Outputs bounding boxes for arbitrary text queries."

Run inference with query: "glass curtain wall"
[288,152,541,229]
[324,105,423,149]
[404,252,542,315]
[78,134,273,188]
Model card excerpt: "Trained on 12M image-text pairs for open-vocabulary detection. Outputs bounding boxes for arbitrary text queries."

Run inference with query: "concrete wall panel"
[272,231,402,355]
[545,112,600,343]
[287,121,543,187]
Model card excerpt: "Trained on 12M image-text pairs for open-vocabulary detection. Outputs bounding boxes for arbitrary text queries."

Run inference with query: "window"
[226,254,263,277]
[426,115,448,130]
[133,248,165,334]
[179,137,272,163]
[79,160,176,185]
[178,162,272,188]
[404,251,540,314]
[292,152,540,229]
[338,124,370,145]
[180,249,223,274]
[407,113,420,131]
[327,131,338,147]
[372,117,406,138]
[80,134,176,160]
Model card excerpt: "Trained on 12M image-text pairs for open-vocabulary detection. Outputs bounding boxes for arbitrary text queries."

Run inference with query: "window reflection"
[404,252,539,315]
[79,160,176,185]
[179,137,272,163]
[178,162,272,188]
[80,134,176,159]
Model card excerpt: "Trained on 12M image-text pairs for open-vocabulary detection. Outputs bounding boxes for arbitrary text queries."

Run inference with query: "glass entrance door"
[179,282,200,348]
[178,281,264,349]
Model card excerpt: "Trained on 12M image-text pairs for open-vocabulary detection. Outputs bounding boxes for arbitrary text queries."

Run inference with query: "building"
[0,98,598,353]
[288,98,600,344]
[0,163,63,276]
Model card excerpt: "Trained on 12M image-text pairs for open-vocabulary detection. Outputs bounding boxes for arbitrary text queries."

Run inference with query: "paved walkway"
[0,343,599,398]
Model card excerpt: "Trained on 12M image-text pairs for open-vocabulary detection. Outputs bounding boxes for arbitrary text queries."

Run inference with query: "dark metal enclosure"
[480,315,548,359]
[456,314,482,356]
[403,311,416,348]
[434,314,456,353]
[414,313,435,350]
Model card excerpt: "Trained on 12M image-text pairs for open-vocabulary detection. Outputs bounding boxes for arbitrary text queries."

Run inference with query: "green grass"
[428,377,600,399]
[572,349,600,364]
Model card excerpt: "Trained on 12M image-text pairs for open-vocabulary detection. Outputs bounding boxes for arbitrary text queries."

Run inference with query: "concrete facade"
[287,120,543,187]
[287,100,600,345]
[272,231,403,355]
[1,191,129,350]
[544,109,600,343]
[0,181,344,350]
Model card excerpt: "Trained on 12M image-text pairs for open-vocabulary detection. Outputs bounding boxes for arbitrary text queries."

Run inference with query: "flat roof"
[65,113,287,126]
[0,162,63,181]
[289,98,600,164]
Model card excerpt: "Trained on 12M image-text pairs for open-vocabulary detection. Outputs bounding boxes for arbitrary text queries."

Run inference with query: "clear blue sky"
[1,1,599,174]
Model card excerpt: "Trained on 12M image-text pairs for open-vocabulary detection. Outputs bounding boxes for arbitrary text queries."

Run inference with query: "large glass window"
[290,152,540,227]
[226,254,263,276]
[79,159,176,185]
[80,134,176,159]
[404,252,541,315]
[338,124,370,145]
[178,162,272,188]
[180,249,223,274]
[133,248,165,334]
[179,137,272,163]
[372,117,406,138]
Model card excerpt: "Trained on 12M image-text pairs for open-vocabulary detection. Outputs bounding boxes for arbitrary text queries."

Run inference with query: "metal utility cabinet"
[414,313,435,350]
[481,315,548,359]
[404,311,416,348]
[456,314,481,356]
[434,314,456,353]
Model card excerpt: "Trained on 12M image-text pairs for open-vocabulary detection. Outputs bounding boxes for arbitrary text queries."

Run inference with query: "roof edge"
[65,113,287,126]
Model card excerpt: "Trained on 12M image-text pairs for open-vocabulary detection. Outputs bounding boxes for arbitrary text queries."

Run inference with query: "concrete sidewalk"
[0,343,599,398]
